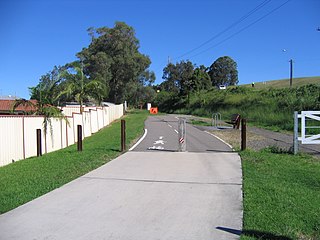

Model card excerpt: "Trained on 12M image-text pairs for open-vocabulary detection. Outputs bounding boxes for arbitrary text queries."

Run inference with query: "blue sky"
[0,0,319,99]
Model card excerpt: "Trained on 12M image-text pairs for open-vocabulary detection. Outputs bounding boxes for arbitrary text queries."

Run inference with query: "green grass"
[189,119,212,126]
[0,110,148,214]
[167,82,320,132]
[242,76,320,89]
[240,150,320,240]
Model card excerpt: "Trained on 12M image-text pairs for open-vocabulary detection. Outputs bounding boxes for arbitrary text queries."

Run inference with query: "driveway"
[0,115,243,240]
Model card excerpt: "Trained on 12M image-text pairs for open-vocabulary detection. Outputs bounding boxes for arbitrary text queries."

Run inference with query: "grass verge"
[0,110,148,214]
[240,150,320,240]
[189,119,212,126]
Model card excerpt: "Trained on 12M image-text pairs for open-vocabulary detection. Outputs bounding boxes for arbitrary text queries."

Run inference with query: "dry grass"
[241,76,320,89]
[210,128,265,150]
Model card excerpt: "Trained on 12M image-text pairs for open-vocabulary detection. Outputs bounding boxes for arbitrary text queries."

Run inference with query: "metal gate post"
[293,111,299,155]
[178,118,187,152]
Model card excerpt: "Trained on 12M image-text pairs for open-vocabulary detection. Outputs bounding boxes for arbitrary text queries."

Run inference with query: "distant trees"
[29,21,239,110]
[161,61,212,96]
[160,56,238,95]
[162,61,194,96]
[157,56,238,111]
[208,56,238,87]
[30,22,155,107]
[192,65,212,92]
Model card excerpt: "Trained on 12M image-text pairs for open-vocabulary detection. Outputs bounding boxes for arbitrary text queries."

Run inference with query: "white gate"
[293,111,320,155]
[297,111,320,144]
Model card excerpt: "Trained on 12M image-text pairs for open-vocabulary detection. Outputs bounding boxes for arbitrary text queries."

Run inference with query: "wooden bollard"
[36,129,42,156]
[241,118,247,151]
[77,125,83,151]
[121,120,126,152]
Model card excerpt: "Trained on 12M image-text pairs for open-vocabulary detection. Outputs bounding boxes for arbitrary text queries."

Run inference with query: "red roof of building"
[0,100,38,113]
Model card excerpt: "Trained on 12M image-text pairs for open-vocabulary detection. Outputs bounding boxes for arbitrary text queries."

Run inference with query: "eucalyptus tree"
[77,22,153,104]
[192,65,212,92]
[162,60,195,100]
[208,56,238,87]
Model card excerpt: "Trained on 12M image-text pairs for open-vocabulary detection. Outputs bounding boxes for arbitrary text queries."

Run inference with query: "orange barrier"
[150,107,158,114]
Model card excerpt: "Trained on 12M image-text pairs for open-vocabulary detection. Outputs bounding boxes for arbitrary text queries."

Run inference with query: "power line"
[294,58,320,63]
[174,0,273,60]
[188,0,292,59]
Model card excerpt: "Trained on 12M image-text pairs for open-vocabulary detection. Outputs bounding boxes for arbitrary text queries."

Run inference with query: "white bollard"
[178,118,187,152]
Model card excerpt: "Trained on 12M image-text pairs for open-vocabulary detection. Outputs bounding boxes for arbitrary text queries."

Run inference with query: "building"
[0,99,38,115]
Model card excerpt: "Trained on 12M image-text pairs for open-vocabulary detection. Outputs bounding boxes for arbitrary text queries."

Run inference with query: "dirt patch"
[208,126,320,158]
[184,115,320,157]
[210,128,266,151]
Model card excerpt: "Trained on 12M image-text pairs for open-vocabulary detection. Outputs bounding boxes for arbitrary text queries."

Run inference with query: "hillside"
[156,78,320,131]
[241,76,320,89]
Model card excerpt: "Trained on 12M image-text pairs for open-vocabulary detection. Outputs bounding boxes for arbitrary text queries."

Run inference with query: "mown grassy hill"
[156,76,320,131]
[242,76,320,89]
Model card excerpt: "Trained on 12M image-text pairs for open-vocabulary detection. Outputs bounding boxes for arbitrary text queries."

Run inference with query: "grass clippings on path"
[0,110,148,214]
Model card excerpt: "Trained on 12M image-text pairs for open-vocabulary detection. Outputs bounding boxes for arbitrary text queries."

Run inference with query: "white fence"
[0,104,124,167]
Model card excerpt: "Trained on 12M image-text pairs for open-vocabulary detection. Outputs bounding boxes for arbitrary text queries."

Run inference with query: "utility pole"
[289,59,293,88]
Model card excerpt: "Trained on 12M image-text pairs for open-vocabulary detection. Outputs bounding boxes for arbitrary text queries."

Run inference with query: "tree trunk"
[80,100,84,113]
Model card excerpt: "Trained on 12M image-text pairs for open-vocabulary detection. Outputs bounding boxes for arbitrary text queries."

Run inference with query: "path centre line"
[129,129,148,151]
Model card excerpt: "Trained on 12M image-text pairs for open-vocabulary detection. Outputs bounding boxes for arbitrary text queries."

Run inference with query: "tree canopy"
[77,22,154,104]
[208,56,238,87]
[29,21,240,112]
[161,60,194,96]
[160,56,238,95]
[30,22,155,108]
[192,65,212,92]
[156,57,238,111]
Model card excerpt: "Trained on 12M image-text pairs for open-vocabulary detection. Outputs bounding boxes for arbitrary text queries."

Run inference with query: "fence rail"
[0,104,124,167]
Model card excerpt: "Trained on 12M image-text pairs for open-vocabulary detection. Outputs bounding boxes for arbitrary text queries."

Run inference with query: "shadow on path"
[216,227,293,240]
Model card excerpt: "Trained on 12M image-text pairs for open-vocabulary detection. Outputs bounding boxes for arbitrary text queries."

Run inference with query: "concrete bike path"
[0,151,242,240]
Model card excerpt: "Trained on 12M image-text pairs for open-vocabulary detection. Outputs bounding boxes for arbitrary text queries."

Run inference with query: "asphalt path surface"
[0,115,243,240]
[132,115,233,152]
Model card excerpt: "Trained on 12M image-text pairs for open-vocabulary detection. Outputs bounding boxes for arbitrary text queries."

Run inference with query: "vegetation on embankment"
[0,110,148,214]
[155,83,320,131]
[242,76,320,89]
[240,149,320,240]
